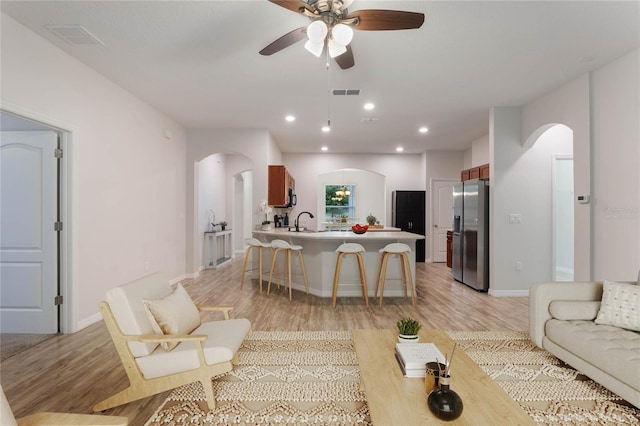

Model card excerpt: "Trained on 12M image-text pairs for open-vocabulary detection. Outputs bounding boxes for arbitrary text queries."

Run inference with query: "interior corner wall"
[186,129,275,275]
[471,134,490,166]
[1,13,187,331]
[590,49,640,280]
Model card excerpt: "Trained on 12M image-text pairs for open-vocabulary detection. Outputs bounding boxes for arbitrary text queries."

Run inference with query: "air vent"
[361,117,380,123]
[45,25,104,45]
[332,89,360,96]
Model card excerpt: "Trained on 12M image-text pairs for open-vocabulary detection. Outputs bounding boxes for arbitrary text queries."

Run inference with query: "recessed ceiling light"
[364,102,375,110]
[321,146,328,151]
[419,126,429,134]
[285,115,296,122]
[396,147,404,152]
[321,125,331,133]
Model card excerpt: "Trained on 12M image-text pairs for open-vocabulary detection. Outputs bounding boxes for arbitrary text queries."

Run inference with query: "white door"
[432,180,456,263]
[1,131,58,333]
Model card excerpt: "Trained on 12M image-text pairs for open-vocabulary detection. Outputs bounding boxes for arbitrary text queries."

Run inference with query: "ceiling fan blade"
[334,45,355,70]
[259,27,307,56]
[347,9,425,31]
[268,0,314,14]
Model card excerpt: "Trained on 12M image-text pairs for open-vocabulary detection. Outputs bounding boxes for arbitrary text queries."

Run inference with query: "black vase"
[427,375,463,421]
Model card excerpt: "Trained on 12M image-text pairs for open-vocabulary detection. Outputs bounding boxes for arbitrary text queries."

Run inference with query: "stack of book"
[394,343,446,378]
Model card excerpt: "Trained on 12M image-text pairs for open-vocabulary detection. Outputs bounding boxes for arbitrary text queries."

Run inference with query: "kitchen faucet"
[294,211,314,232]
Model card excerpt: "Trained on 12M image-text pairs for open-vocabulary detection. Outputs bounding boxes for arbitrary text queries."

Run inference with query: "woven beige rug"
[145,330,639,425]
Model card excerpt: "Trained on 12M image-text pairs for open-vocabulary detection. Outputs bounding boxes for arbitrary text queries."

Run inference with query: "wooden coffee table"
[352,329,536,425]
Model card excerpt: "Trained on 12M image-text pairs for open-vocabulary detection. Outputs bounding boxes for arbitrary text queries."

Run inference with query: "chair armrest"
[137,334,207,344]
[529,281,603,347]
[198,305,233,320]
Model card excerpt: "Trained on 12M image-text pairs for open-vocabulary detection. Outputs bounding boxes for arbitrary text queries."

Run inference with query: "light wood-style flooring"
[0,258,529,424]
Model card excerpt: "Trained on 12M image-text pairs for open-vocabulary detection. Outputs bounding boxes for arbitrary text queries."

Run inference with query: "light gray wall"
[1,13,187,331]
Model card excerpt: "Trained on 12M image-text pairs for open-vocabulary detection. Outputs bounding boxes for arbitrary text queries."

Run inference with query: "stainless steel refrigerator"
[451,179,489,291]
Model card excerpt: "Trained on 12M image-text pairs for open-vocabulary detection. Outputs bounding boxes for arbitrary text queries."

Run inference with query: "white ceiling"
[2,1,639,154]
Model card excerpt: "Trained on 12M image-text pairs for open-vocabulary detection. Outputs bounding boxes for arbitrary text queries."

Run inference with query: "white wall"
[198,154,226,233]
[462,134,490,169]
[1,13,187,331]
[591,49,640,280]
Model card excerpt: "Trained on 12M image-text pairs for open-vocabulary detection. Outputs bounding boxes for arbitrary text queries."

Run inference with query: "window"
[325,184,355,221]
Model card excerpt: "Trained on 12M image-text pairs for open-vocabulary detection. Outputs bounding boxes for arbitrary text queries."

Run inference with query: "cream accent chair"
[93,272,251,412]
[1,385,128,425]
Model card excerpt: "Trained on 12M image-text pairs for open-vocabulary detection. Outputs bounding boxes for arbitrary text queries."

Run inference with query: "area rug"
[448,331,640,425]
[145,330,640,425]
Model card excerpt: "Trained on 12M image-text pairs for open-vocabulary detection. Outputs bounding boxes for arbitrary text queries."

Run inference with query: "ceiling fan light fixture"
[331,23,354,46]
[304,40,325,57]
[307,20,328,42]
[328,39,347,58]
[340,0,354,9]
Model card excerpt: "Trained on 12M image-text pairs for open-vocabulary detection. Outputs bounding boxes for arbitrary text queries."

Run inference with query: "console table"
[203,230,232,269]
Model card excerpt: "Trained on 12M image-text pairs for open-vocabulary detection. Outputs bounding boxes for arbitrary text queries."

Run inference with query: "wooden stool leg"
[240,245,252,290]
[356,253,369,308]
[297,250,309,294]
[267,248,281,295]
[379,253,390,307]
[403,253,416,306]
[257,246,263,294]
[374,252,385,299]
[399,254,408,299]
[332,253,344,308]
[287,249,293,300]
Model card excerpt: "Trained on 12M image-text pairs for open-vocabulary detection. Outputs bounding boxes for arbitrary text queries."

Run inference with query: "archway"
[525,124,574,281]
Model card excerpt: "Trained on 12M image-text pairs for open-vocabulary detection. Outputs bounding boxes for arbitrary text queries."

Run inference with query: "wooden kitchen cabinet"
[461,163,490,181]
[268,165,295,207]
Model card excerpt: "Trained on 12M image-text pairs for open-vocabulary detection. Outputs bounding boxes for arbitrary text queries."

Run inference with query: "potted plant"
[366,213,377,226]
[261,220,272,231]
[219,221,227,231]
[397,317,421,343]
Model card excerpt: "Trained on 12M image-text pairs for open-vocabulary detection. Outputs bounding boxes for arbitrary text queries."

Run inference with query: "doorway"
[431,179,456,263]
[0,112,64,355]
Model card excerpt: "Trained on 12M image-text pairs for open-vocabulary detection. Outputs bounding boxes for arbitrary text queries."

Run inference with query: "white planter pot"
[398,334,419,343]
[261,224,272,231]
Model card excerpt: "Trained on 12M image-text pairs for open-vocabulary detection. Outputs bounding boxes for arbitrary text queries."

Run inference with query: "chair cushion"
[105,272,172,357]
[143,284,201,351]
[595,280,640,332]
[1,386,17,426]
[135,318,251,379]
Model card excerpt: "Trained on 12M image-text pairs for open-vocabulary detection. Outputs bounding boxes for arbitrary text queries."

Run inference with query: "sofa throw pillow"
[549,301,601,321]
[594,280,640,332]
[143,283,201,351]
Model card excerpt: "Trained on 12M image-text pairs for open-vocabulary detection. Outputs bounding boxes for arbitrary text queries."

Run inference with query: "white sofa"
[529,275,640,408]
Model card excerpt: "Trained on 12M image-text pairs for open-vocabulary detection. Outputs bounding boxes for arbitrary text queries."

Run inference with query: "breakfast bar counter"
[251,229,425,299]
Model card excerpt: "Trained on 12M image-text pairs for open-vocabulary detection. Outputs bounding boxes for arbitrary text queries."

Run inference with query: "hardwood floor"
[0,258,529,424]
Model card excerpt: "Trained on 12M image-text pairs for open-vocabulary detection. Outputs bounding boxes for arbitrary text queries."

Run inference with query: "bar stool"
[332,243,369,308]
[267,239,309,300]
[241,238,272,293]
[374,243,416,307]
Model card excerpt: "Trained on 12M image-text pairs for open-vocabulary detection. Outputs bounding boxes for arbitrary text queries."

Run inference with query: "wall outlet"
[515,261,522,271]
[509,213,522,224]
[144,261,150,271]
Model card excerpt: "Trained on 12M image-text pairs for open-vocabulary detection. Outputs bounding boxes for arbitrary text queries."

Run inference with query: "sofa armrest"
[529,281,603,347]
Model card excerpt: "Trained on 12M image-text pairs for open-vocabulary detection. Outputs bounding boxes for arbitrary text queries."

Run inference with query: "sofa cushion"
[106,272,173,357]
[135,318,251,379]
[549,301,601,321]
[143,283,201,351]
[545,319,640,391]
[595,281,640,332]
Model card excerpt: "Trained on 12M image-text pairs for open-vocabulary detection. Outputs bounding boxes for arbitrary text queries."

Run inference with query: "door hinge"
[55,148,63,158]
[54,295,64,305]
[54,221,63,231]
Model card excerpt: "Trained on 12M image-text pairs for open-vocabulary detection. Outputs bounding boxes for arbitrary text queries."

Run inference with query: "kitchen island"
[251,229,425,300]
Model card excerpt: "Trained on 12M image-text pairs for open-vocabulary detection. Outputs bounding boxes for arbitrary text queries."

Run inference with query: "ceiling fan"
[259,0,425,69]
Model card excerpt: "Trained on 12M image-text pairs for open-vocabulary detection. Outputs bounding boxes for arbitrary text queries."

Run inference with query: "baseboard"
[169,273,190,285]
[76,312,102,331]
[488,289,529,297]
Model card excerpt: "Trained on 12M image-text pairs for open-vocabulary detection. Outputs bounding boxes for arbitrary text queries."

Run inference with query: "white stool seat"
[241,238,272,293]
[332,243,369,308]
[375,243,415,306]
[337,243,366,254]
[267,239,309,300]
